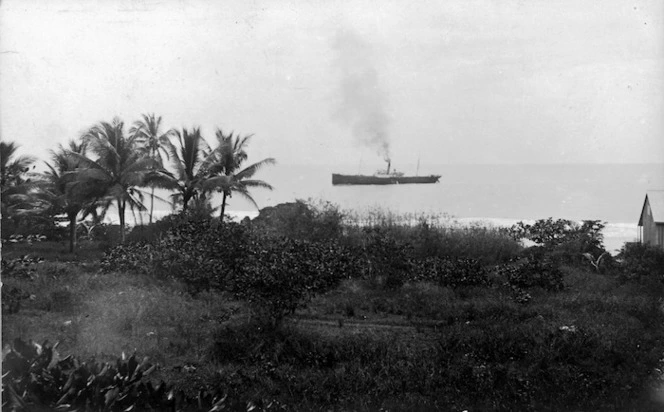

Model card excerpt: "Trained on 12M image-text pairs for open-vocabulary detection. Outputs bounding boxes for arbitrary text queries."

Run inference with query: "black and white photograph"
[1,0,664,410]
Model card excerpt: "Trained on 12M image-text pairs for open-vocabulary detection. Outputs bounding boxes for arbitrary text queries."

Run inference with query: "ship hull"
[332,174,441,185]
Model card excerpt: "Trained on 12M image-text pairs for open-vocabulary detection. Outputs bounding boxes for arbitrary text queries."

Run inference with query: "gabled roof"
[639,191,664,225]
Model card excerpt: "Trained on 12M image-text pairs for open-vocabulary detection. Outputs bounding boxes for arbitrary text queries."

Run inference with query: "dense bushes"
[102,215,252,293]
[230,238,355,326]
[100,207,663,329]
[510,218,607,265]
[618,242,664,281]
[102,214,355,326]
[498,256,565,292]
[358,227,413,289]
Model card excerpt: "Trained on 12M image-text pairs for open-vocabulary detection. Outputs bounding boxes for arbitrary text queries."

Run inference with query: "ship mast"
[416,155,420,176]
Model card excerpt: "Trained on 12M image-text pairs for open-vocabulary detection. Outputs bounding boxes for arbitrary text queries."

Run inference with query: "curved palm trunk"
[68,212,77,253]
[182,191,191,213]
[118,198,126,243]
[149,186,155,224]
[220,191,228,219]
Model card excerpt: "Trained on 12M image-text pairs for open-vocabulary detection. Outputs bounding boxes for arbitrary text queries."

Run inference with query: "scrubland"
[3,202,664,411]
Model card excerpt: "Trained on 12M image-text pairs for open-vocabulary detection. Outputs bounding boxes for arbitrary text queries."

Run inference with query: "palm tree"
[129,113,176,224]
[202,129,275,219]
[156,127,212,213]
[38,140,105,252]
[71,118,155,243]
[1,141,37,219]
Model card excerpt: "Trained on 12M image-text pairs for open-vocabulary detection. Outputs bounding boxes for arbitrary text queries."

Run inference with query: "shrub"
[100,242,156,275]
[230,238,354,327]
[102,217,252,294]
[153,219,251,293]
[617,242,664,281]
[87,223,123,244]
[498,254,564,292]
[510,218,607,265]
[359,227,413,289]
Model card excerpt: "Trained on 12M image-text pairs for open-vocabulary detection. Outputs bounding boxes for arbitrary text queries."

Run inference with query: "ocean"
[125,163,663,254]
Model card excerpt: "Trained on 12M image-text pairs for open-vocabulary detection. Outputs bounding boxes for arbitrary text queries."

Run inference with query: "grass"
[3,240,664,410]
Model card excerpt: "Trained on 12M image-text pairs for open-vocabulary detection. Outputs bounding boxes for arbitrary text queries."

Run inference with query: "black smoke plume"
[331,29,391,164]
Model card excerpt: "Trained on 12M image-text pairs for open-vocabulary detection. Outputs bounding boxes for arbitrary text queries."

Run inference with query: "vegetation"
[3,218,664,410]
[156,127,212,213]
[1,142,39,236]
[617,242,664,282]
[37,141,106,252]
[129,113,177,224]
[201,129,276,219]
[3,124,664,410]
[1,113,274,248]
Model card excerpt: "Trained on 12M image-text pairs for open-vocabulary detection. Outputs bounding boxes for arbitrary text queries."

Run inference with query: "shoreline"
[104,209,637,255]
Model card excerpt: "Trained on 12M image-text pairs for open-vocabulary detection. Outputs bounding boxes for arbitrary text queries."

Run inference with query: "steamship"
[332,160,441,186]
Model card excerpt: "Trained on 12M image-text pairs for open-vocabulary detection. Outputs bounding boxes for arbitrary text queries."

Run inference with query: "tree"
[1,141,37,219]
[156,127,212,213]
[129,113,176,224]
[72,118,154,243]
[37,141,105,252]
[202,129,275,219]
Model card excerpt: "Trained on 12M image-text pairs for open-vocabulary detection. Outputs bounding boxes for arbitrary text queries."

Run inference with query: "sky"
[1,0,663,169]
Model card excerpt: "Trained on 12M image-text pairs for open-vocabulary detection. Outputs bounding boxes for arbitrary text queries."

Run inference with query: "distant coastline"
[106,209,636,255]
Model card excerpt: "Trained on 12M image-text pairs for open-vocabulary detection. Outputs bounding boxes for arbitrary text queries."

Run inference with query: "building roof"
[639,191,664,225]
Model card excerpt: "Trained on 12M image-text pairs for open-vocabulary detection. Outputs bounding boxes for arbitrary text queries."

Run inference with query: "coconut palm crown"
[38,140,106,251]
[1,141,37,218]
[70,118,155,242]
[201,129,275,218]
[156,127,213,213]
[129,113,177,223]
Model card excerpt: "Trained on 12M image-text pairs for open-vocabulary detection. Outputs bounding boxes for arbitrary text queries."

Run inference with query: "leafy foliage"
[1,338,277,412]
[71,117,157,243]
[102,215,251,293]
[201,129,275,218]
[358,227,413,289]
[617,242,664,281]
[103,214,354,325]
[509,218,607,265]
[231,238,354,326]
[1,255,44,279]
[1,141,37,219]
[497,255,565,292]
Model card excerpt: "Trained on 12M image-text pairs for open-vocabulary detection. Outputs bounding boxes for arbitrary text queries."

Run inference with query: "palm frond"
[200,175,232,192]
[233,186,260,210]
[234,158,276,180]
[238,179,274,191]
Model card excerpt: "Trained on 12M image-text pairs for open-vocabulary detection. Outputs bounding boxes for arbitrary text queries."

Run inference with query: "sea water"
[125,163,663,254]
